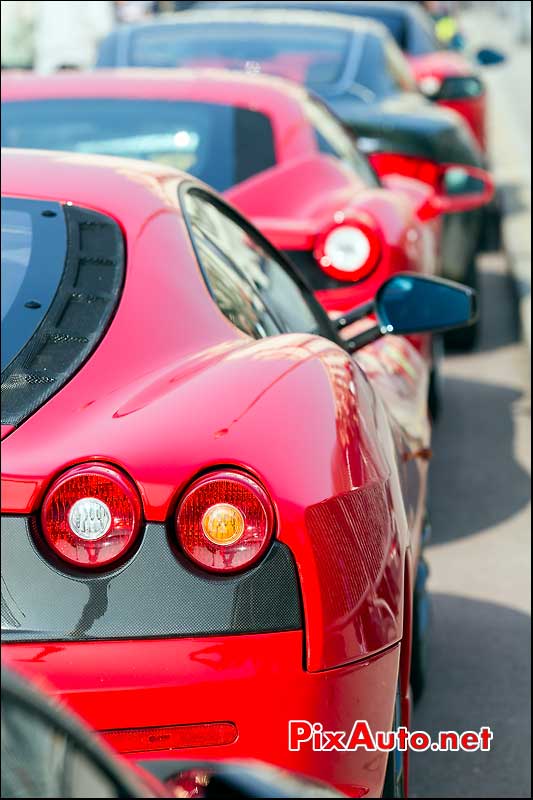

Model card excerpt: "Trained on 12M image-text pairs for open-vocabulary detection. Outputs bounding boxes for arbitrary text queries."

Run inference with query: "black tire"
[444,257,479,351]
[428,335,444,423]
[478,191,503,254]
[428,368,441,423]
[411,556,431,704]
[382,689,405,799]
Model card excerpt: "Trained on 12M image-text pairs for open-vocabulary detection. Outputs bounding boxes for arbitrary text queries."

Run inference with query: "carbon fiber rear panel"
[1,517,302,642]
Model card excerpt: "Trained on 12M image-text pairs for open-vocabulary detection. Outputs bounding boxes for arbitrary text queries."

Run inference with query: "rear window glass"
[1,99,276,192]
[1,198,66,372]
[128,23,354,88]
[1,199,125,427]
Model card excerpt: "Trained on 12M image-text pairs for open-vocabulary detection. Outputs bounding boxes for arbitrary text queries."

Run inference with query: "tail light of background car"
[367,152,442,190]
[175,470,274,573]
[313,215,382,283]
[419,75,485,102]
[41,463,142,568]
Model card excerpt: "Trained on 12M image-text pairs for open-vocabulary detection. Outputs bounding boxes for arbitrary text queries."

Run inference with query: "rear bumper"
[2,632,400,798]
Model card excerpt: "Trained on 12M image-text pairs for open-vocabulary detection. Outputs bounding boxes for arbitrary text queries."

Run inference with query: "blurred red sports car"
[1,68,492,328]
[1,150,476,797]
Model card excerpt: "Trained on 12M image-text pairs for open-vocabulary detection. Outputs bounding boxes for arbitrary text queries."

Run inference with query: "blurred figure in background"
[34,1,114,73]
[1,1,35,70]
[113,1,196,19]
[420,1,465,50]
[154,1,198,9]
[115,1,157,22]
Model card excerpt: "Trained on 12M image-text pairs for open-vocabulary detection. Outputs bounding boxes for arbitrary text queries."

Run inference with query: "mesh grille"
[1,206,125,426]
[305,481,392,623]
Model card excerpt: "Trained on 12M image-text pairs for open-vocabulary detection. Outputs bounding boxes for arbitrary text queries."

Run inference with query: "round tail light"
[314,220,381,283]
[175,471,274,573]
[41,463,142,568]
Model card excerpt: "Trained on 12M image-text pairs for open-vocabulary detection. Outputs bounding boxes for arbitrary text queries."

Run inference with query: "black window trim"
[190,218,284,335]
[178,181,343,346]
[1,200,126,427]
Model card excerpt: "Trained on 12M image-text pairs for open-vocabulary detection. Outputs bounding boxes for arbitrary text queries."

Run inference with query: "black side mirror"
[338,274,477,352]
[476,47,507,66]
[375,274,477,335]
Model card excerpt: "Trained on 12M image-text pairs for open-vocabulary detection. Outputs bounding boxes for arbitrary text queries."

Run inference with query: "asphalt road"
[408,256,531,797]
[408,8,531,795]
[462,4,531,347]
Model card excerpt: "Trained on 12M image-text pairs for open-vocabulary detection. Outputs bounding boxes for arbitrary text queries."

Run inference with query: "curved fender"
[274,345,411,673]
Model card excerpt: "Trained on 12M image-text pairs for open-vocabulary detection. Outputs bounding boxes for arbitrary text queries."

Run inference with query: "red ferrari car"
[1,69,492,326]
[1,150,476,797]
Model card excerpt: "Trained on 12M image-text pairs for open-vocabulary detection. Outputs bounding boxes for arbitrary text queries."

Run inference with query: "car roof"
[197,0,418,15]
[1,147,190,211]
[1,67,312,114]
[112,6,388,37]
[191,2,431,42]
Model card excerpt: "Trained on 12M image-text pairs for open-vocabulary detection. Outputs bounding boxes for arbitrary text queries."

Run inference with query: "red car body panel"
[1,149,431,796]
[408,52,487,151]
[1,70,440,333]
[2,634,401,797]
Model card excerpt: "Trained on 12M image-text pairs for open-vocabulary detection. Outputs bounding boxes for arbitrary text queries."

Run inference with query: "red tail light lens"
[368,153,442,188]
[41,463,142,568]
[313,219,381,283]
[176,471,274,573]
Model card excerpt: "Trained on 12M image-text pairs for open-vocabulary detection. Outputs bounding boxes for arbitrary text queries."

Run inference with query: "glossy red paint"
[1,69,441,319]
[408,52,488,151]
[1,150,431,796]
[1,633,401,798]
[1,425,15,440]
